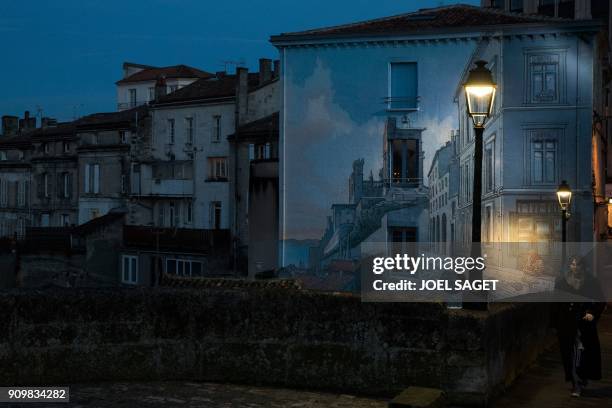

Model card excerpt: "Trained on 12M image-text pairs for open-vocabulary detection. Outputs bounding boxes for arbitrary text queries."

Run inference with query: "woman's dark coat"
[553,276,606,381]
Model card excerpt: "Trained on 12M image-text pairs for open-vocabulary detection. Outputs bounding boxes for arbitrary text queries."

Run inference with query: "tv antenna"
[220,59,246,73]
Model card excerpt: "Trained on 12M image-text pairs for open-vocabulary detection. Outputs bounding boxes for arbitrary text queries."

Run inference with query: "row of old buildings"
[1,1,611,288]
[0,59,280,286]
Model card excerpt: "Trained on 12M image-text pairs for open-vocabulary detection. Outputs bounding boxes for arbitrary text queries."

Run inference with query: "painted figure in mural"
[553,256,606,397]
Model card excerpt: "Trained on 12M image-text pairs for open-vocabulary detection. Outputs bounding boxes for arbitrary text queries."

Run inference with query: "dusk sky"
[0,0,478,122]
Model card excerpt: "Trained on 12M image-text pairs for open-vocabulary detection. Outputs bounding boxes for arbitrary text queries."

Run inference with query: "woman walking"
[554,256,606,397]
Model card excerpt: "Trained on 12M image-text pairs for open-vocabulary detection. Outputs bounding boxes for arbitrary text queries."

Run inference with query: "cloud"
[284,58,384,240]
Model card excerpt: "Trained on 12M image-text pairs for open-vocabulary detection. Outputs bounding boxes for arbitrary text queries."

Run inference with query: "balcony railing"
[117,100,149,110]
[384,96,420,111]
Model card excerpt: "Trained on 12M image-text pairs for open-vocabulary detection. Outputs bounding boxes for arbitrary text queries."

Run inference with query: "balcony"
[250,159,278,179]
[117,100,149,111]
[149,179,193,197]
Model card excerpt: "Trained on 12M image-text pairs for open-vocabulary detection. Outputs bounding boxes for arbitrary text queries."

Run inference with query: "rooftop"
[271,4,597,43]
[76,105,148,130]
[154,73,269,105]
[229,112,279,140]
[116,64,213,85]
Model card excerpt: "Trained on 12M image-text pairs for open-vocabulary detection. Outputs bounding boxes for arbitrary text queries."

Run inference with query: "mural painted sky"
[282,42,478,241]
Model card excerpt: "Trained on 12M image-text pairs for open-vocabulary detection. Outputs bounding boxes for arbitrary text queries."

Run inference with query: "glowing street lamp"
[556,180,572,242]
[464,60,496,128]
[463,60,496,310]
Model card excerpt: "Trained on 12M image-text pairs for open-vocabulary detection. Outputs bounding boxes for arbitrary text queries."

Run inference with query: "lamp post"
[556,180,572,272]
[556,180,572,243]
[464,60,496,309]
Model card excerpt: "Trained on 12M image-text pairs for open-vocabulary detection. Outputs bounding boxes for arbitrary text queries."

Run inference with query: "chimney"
[235,67,249,126]
[273,60,280,78]
[154,76,167,100]
[259,58,272,85]
[1,115,18,136]
[18,111,36,131]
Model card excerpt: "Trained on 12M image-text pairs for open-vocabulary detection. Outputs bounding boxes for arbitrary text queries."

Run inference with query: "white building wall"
[150,102,234,229]
[116,78,200,111]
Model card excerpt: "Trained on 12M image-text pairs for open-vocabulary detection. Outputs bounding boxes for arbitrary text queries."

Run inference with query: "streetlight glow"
[556,180,572,211]
[464,60,496,128]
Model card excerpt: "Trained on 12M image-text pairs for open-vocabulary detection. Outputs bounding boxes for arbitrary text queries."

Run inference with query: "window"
[84,164,100,194]
[157,203,165,227]
[122,255,138,284]
[17,180,27,207]
[390,139,418,184]
[186,201,193,224]
[43,143,50,154]
[484,140,494,193]
[484,205,494,243]
[62,172,71,198]
[40,213,50,227]
[250,143,271,161]
[208,157,228,180]
[91,208,100,220]
[169,202,178,227]
[510,0,523,12]
[168,119,175,144]
[0,178,7,207]
[63,141,70,153]
[120,130,129,144]
[531,139,557,184]
[388,62,418,110]
[527,53,560,103]
[0,152,6,161]
[17,218,25,239]
[166,259,203,277]
[388,227,417,254]
[43,173,50,198]
[128,89,137,107]
[168,85,178,93]
[148,87,155,101]
[212,115,221,142]
[185,117,194,144]
[210,201,222,229]
[60,214,70,227]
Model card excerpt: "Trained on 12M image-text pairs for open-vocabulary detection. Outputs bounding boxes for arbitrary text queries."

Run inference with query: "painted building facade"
[272,4,604,268]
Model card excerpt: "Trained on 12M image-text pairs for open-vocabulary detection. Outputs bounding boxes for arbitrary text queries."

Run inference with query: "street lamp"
[463,60,496,309]
[556,180,572,242]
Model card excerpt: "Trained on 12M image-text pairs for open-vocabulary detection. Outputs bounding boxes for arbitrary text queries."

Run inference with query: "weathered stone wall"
[17,253,85,287]
[0,288,551,406]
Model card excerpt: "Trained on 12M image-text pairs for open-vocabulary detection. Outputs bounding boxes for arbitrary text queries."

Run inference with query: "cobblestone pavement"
[493,309,612,407]
[1,382,387,408]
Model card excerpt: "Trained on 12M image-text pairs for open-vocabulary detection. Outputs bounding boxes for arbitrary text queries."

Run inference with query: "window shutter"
[37,175,43,198]
[93,165,100,194]
[84,164,90,193]
[67,173,72,198]
[57,173,63,198]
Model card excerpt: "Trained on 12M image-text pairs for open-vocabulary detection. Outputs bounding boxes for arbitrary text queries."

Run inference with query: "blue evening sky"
[0,0,478,122]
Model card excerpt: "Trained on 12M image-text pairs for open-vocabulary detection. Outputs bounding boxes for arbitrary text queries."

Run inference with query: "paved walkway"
[2,382,386,408]
[493,309,612,407]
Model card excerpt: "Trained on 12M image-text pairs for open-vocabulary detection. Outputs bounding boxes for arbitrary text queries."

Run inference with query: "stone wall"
[0,288,552,406]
